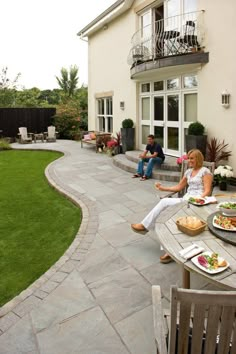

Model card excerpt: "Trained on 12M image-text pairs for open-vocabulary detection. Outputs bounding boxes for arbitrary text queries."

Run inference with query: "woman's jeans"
[141,197,182,230]
[137,157,163,178]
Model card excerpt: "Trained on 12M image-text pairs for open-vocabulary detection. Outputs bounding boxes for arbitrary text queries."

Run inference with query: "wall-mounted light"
[120,101,125,110]
[221,90,230,108]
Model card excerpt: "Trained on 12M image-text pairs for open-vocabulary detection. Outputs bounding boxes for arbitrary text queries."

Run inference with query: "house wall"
[88,8,138,134]
[87,0,235,170]
[198,0,235,169]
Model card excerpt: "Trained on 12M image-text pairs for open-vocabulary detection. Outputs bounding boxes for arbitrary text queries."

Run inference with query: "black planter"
[185,135,207,157]
[219,181,227,191]
[121,128,135,153]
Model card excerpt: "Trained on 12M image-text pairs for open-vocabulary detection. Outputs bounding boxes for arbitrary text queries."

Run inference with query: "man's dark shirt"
[145,143,165,161]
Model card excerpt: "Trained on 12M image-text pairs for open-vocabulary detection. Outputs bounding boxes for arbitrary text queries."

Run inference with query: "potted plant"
[185,121,207,157]
[120,118,135,153]
[205,138,232,165]
[213,165,234,191]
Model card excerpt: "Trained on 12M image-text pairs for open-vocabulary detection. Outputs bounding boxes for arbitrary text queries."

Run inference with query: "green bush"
[188,121,205,136]
[0,139,12,150]
[53,100,80,139]
[122,118,134,128]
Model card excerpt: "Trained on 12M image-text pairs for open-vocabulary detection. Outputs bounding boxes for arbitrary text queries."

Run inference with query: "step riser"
[125,152,180,171]
[113,159,180,182]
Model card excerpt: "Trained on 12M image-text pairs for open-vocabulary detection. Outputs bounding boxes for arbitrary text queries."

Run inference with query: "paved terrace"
[0,140,219,354]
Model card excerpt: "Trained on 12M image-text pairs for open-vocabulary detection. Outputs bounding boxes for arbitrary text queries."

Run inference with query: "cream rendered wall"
[198,0,235,170]
[88,9,137,134]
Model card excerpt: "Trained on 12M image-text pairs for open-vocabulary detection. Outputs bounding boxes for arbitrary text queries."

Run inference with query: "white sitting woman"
[131,149,213,264]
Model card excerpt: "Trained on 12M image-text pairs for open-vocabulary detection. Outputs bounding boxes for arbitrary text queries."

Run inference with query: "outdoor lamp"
[221,90,230,108]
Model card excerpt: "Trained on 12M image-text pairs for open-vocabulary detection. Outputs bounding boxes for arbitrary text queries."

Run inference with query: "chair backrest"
[169,286,236,354]
[179,160,215,196]
[47,126,56,138]
[152,285,236,354]
[19,127,28,140]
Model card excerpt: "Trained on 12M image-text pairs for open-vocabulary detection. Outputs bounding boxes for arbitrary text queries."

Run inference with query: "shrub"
[122,118,134,128]
[0,139,12,150]
[188,121,205,136]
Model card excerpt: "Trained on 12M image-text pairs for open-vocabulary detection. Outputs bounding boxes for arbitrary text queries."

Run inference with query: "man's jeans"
[137,157,163,178]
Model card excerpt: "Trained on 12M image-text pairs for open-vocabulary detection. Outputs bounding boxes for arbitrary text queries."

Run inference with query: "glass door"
[153,93,181,156]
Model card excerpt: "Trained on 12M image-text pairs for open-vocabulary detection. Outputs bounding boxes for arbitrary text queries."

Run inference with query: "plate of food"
[217,202,236,216]
[191,251,229,274]
[188,197,207,206]
[213,214,236,231]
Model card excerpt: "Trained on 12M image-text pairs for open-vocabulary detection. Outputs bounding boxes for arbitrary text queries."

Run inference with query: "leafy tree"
[56,65,79,97]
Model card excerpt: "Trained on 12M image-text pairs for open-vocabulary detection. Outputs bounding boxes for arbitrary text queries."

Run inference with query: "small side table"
[33,133,44,143]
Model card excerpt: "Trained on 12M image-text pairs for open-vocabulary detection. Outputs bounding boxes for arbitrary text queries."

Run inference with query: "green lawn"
[0,150,82,306]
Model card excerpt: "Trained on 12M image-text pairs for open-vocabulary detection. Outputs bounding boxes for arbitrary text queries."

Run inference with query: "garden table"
[33,133,44,143]
[155,196,236,290]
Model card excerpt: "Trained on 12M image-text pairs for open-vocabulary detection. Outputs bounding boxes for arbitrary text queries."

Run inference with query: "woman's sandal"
[132,173,141,178]
[140,176,149,181]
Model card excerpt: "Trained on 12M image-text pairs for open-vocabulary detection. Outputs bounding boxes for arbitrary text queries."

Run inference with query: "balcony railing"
[127,11,205,66]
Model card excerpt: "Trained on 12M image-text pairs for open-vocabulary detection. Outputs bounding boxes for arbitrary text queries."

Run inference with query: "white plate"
[188,197,207,206]
[191,251,229,274]
[213,216,236,232]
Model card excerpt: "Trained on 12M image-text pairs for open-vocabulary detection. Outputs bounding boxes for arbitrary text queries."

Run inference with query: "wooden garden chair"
[152,285,236,354]
[44,125,57,142]
[18,127,33,144]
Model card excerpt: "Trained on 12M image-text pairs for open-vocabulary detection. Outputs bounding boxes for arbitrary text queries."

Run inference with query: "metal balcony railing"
[127,11,205,66]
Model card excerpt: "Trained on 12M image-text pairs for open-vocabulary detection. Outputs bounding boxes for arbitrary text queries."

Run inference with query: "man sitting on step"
[132,134,165,181]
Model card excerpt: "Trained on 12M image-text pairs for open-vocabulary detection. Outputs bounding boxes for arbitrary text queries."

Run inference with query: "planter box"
[186,135,207,157]
[121,128,135,153]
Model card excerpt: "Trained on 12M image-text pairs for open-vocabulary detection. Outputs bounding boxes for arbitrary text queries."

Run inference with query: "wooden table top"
[155,196,236,290]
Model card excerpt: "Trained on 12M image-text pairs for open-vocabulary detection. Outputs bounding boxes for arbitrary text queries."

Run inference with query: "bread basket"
[176,217,207,236]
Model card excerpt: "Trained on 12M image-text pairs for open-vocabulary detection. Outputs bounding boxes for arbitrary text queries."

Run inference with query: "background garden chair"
[44,125,57,142]
[152,285,236,354]
[162,160,215,198]
[18,127,33,144]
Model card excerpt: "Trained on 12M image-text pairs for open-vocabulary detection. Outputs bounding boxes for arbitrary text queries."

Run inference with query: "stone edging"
[0,148,97,335]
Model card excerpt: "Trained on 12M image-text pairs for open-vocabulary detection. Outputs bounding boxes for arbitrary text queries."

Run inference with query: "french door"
[151,94,181,156]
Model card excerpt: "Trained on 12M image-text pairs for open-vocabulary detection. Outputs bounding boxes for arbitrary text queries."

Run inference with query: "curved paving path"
[0,140,208,354]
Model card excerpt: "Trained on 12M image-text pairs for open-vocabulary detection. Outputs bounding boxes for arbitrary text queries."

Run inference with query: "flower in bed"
[176,154,188,166]
[214,165,233,183]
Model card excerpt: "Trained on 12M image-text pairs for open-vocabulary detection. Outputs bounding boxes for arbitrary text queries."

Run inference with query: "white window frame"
[97,97,113,133]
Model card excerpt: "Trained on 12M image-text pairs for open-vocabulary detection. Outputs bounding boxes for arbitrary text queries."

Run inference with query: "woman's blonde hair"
[187,149,204,168]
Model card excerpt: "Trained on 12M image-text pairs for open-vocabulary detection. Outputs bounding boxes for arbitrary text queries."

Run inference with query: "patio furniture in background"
[44,126,57,142]
[80,131,112,152]
[152,285,236,354]
[33,133,44,143]
[18,127,33,144]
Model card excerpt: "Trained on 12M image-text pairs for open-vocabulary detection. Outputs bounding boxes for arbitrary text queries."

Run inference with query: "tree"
[56,65,79,97]
[0,67,21,89]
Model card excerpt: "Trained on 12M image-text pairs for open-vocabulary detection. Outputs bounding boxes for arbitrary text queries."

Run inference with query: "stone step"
[125,151,180,171]
[113,153,181,182]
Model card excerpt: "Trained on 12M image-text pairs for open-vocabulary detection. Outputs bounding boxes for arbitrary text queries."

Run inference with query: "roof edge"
[77,0,134,38]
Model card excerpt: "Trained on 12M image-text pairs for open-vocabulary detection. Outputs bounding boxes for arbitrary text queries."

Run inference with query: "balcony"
[128,11,208,77]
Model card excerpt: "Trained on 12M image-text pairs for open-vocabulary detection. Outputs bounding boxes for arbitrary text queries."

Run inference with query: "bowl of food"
[217,201,236,216]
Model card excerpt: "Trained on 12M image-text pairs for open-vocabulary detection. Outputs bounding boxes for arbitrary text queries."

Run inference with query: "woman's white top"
[183,166,212,199]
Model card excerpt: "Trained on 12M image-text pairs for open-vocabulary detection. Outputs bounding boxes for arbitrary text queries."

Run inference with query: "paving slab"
[0,140,218,354]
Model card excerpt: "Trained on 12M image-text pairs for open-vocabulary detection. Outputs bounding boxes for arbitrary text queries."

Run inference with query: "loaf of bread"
[177,216,203,229]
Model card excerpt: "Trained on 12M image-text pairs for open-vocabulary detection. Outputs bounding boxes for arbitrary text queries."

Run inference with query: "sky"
[0,0,116,90]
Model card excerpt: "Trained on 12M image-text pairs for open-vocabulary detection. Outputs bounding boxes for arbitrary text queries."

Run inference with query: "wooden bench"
[80,131,112,153]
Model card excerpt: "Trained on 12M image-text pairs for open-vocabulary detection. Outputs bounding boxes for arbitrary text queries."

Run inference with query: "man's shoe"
[132,173,141,178]
[160,253,173,264]
[140,175,149,181]
[131,223,148,234]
